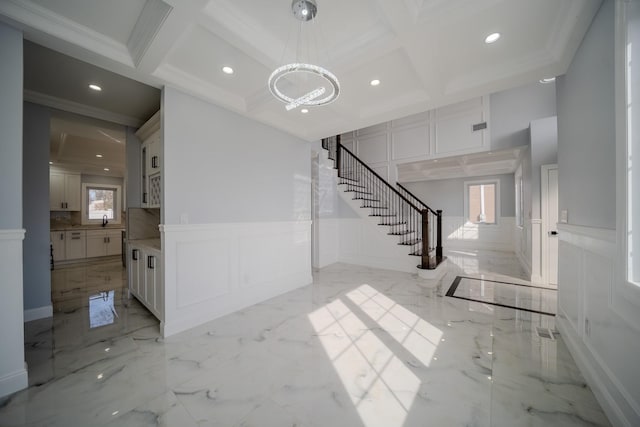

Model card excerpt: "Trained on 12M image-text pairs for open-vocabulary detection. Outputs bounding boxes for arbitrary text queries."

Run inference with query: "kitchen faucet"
[102,214,109,227]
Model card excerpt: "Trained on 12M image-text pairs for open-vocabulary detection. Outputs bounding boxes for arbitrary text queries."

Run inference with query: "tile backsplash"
[127,208,160,240]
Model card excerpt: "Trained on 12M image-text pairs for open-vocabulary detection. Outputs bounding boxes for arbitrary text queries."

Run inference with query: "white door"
[542,165,559,286]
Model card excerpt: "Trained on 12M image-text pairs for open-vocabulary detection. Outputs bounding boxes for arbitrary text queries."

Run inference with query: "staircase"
[321,136,445,271]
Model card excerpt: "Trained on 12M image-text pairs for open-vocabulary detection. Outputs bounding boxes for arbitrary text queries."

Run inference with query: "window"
[464,179,499,225]
[627,0,640,285]
[82,183,121,225]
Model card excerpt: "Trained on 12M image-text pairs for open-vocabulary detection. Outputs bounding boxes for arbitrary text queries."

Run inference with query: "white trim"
[0,366,28,399]
[135,110,161,140]
[541,164,558,285]
[23,305,53,322]
[0,0,133,66]
[0,229,26,240]
[24,90,142,127]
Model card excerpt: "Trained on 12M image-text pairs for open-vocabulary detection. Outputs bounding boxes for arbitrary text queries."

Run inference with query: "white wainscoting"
[316,218,340,269]
[161,221,313,337]
[530,219,543,284]
[0,229,28,397]
[556,224,640,427]
[442,216,516,252]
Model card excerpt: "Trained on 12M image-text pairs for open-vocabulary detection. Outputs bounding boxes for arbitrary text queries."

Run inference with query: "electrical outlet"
[560,210,568,223]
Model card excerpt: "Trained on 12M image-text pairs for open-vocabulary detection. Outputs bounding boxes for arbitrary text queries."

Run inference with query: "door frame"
[541,163,558,285]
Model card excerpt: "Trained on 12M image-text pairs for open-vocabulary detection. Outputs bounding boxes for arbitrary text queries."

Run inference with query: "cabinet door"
[129,246,141,297]
[146,254,157,315]
[65,174,81,211]
[105,231,122,256]
[141,145,148,207]
[65,231,86,260]
[86,234,106,258]
[137,249,147,300]
[50,172,65,210]
[51,232,66,262]
[148,135,161,172]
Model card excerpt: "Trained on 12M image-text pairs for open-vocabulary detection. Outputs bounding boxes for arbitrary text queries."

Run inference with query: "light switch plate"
[560,210,568,223]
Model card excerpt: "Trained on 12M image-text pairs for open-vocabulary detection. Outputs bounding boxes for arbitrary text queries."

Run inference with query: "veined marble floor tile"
[1,254,611,426]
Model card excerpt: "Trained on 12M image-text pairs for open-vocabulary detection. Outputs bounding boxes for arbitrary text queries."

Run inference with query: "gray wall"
[23,102,51,311]
[163,87,311,224]
[556,0,615,230]
[491,81,557,150]
[530,116,558,218]
[403,173,516,217]
[126,127,141,209]
[0,24,23,229]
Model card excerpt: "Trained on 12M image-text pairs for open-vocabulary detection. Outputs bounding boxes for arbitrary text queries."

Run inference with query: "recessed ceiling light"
[49,161,53,165]
[301,108,309,114]
[89,84,102,91]
[539,77,556,84]
[104,168,110,171]
[96,154,103,158]
[433,159,439,163]
[370,79,381,86]
[484,32,501,44]
[222,66,234,75]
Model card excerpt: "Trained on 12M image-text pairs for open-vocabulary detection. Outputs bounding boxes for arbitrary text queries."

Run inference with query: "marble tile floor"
[0,251,610,426]
[447,276,558,316]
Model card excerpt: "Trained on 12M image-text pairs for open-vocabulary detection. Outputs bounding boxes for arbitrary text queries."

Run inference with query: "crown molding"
[0,0,133,66]
[24,90,143,128]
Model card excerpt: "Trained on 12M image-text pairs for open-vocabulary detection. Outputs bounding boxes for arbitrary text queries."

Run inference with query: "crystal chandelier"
[268,0,340,111]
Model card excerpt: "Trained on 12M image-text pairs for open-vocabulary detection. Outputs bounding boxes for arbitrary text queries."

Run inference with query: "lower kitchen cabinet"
[86,230,122,258]
[128,242,163,320]
[65,230,86,260]
[51,232,66,262]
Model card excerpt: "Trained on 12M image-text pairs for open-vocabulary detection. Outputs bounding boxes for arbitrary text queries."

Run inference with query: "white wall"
[22,102,52,320]
[556,2,640,426]
[161,87,312,336]
[0,22,28,398]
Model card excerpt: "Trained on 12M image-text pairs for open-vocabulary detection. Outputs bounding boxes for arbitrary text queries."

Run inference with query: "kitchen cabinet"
[65,230,86,260]
[136,111,161,208]
[128,242,163,320]
[51,231,66,262]
[50,171,81,211]
[86,229,123,258]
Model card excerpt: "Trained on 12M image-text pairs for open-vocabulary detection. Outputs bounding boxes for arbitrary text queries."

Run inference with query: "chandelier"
[268,0,340,111]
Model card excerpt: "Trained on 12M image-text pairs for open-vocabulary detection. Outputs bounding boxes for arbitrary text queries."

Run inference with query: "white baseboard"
[23,304,52,322]
[0,365,28,398]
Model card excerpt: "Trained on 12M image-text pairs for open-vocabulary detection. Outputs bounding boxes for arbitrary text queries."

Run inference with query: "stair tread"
[388,230,414,235]
[345,190,373,195]
[379,222,407,226]
[399,239,422,246]
[338,182,366,188]
[363,206,389,209]
[370,214,396,217]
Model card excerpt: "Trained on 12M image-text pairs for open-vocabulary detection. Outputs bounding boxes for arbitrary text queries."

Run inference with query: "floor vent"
[535,327,557,340]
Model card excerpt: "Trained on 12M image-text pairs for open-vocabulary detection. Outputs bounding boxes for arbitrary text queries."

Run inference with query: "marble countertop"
[129,238,161,251]
[50,224,125,231]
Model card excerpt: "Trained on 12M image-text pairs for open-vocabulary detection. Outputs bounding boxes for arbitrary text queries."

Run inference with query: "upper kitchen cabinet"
[50,170,81,211]
[136,111,161,208]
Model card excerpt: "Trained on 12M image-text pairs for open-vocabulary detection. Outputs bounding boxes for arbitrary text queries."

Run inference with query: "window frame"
[463,179,500,226]
[81,183,121,225]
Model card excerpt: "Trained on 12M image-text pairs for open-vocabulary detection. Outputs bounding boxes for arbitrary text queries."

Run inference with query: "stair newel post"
[336,135,342,175]
[421,209,430,269]
[436,209,443,259]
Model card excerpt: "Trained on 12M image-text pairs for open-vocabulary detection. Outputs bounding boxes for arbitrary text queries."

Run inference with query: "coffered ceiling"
[0,0,601,141]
